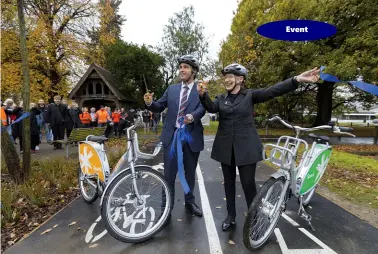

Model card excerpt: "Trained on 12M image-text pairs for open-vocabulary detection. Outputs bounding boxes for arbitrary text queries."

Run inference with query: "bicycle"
[243,115,355,250]
[78,123,171,243]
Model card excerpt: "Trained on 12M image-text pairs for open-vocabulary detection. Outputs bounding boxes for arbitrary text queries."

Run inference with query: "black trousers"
[31,134,39,150]
[113,122,119,136]
[221,148,257,216]
[52,124,65,148]
[66,128,73,138]
[19,134,40,151]
[163,142,200,208]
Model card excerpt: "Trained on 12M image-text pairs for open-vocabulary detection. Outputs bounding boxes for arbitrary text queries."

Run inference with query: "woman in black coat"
[16,103,41,152]
[65,104,82,138]
[198,63,320,231]
[29,104,42,152]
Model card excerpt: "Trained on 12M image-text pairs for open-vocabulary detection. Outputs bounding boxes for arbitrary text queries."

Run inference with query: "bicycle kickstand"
[298,196,315,232]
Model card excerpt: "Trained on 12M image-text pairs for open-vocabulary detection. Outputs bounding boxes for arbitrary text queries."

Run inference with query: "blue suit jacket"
[147,82,206,152]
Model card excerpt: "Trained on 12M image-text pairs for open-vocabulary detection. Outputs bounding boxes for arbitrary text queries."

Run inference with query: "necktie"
[177,85,189,125]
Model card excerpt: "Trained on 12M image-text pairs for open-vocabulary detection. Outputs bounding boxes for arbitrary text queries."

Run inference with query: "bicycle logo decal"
[85,193,155,244]
[79,143,105,181]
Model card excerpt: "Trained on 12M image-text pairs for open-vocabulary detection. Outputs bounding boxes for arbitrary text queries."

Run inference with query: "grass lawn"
[130,121,377,138]
[204,121,378,137]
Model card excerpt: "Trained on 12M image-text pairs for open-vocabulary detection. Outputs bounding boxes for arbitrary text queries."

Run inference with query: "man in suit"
[144,55,206,217]
[45,95,68,150]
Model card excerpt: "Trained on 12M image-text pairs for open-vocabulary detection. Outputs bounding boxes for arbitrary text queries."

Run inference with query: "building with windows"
[332,103,378,124]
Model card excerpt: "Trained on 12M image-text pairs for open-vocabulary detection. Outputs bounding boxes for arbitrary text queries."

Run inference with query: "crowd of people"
[1,95,166,153]
[2,53,320,232]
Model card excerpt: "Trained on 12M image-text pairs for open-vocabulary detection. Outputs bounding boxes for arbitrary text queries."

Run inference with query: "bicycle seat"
[87,136,108,143]
[308,133,330,143]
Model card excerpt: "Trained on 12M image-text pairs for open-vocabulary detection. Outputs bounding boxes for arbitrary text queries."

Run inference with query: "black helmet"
[177,55,199,71]
[221,63,248,79]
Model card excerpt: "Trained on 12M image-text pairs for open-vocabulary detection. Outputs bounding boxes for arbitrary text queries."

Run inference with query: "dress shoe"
[222,215,236,231]
[185,203,203,217]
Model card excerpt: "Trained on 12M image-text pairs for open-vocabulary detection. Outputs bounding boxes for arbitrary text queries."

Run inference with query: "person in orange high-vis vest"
[80,107,91,128]
[112,108,121,137]
[1,106,8,126]
[95,105,110,127]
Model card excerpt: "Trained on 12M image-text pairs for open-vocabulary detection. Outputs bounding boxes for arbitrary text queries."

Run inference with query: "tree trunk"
[17,0,31,181]
[313,81,335,126]
[1,124,24,184]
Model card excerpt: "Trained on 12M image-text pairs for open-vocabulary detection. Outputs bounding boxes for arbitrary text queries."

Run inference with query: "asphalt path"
[6,136,378,254]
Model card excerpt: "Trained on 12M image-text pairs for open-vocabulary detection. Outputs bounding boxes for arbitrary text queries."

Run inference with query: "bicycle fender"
[270,171,286,179]
[99,165,154,207]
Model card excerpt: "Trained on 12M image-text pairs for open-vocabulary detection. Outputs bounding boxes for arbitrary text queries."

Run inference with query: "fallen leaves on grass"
[334,144,378,153]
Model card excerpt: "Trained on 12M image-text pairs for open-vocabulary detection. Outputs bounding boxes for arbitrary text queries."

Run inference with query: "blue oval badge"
[257,20,337,41]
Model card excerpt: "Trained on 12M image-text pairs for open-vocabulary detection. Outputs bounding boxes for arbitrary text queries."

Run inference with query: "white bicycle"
[243,115,355,250]
[78,123,171,243]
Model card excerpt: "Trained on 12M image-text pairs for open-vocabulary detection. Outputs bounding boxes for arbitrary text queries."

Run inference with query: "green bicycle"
[243,115,355,250]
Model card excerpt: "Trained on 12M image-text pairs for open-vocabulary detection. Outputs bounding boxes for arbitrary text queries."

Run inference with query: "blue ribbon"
[320,66,378,96]
[169,117,193,194]
[1,112,30,131]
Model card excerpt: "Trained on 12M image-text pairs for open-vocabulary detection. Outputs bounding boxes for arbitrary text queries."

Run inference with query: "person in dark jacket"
[198,63,320,231]
[11,102,24,151]
[37,99,52,144]
[65,103,82,139]
[29,103,42,153]
[45,95,67,150]
[142,109,151,134]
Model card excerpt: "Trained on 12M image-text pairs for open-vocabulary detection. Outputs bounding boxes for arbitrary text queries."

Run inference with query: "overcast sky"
[118,0,239,59]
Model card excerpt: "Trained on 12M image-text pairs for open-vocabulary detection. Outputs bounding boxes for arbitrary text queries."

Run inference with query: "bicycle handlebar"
[268,115,356,137]
[126,123,163,159]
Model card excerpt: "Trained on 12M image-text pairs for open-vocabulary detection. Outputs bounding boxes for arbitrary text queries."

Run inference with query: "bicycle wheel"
[78,167,98,204]
[300,186,317,207]
[243,177,286,250]
[101,166,171,243]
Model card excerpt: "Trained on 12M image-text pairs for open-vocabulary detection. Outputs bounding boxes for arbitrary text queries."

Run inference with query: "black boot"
[222,215,236,231]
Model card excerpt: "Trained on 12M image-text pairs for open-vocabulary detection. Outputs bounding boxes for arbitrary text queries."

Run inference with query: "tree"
[26,0,95,99]
[219,0,378,125]
[1,123,23,183]
[1,1,95,102]
[310,0,378,125]
[1,0,30,184]
[104,40,165,106]
[86,0,125,67]
[17,0,31,182]
[158,5,209,87]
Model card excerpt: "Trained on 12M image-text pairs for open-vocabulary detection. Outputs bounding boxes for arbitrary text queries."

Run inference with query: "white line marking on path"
[299,228,338,254]
[275,225,338,254]
[204,139,214,142]
[282,213,300,227]
[196,164,223,254]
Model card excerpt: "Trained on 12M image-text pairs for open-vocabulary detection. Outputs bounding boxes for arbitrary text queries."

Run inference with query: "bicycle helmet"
[221,63,248,79]
[177,55,199,71]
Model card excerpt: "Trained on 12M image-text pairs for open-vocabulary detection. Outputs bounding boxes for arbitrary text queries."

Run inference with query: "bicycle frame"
[99,124,163,206]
